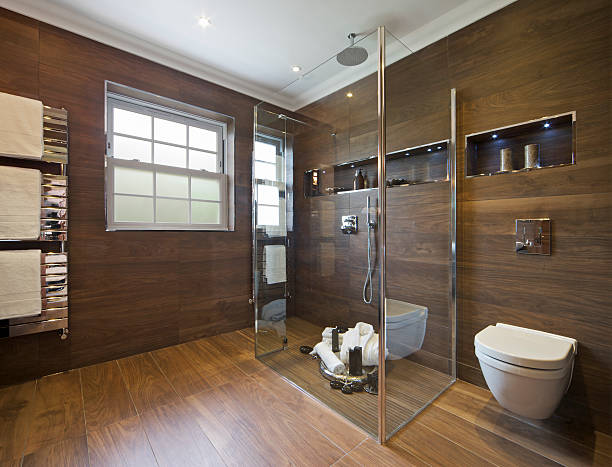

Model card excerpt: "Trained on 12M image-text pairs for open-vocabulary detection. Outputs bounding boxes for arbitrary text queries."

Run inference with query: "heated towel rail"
[0,105,69,339]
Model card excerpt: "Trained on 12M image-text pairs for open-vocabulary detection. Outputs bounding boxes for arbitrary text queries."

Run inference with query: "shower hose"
[362,222,374,304]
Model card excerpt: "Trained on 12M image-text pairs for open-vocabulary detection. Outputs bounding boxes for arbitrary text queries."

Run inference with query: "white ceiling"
[2,0,514,109]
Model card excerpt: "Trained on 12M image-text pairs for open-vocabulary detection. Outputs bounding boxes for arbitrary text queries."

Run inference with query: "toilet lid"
[474,323,576,370]
[385,299,427,325]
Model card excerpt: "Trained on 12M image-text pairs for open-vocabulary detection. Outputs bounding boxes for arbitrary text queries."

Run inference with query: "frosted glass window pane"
[189,149,217,172]
[189,126,217,152]
[156,198,188,223]
[113,135,151,162]
[257,205,279,226]
[114,166,153,195]
[154,143,186,168]
[114,195,153,222]
[255,141,277,163]
[191,201,220,224]
[191,177,220,201]
[113,108,151,138]
[254,161,276,181]
[156,172,188,198]
[154,118,186,145]
[257,184,279,206]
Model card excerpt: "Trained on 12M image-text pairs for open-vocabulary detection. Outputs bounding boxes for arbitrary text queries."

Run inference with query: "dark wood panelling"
[0,7,256,386]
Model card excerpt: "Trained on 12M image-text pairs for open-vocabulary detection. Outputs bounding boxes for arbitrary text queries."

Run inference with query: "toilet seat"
[475,348,571,380]
[475,323,577,370]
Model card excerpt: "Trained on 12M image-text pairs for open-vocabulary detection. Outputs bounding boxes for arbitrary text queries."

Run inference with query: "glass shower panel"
[254,30,386,438]
[253,104,291,357]
[383,29,456,439]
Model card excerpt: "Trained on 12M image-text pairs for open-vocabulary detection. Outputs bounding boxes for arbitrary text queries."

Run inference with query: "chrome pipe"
[376,25,387,444]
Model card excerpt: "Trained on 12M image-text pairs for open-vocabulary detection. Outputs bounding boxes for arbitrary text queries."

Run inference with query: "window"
[105,83,235,231]
[254,135,286,236]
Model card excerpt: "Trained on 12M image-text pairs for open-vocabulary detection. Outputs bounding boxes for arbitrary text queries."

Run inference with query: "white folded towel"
[322,327,344,347]
[0,166,41,240]
[264,245,286,284]
[0,92,43,160]
[311,341,345,375]
[0,250,42,319]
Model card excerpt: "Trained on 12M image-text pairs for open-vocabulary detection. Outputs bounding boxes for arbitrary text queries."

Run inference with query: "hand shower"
[363,196,375,304]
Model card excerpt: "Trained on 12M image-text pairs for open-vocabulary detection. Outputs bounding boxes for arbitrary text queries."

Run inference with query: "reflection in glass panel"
[154,118,186,145]
[156,172,188,198]
[189,126,217,152]
[113,135,152,162]
[113,108,151,138]
[254,161,276,181]
[257,204,279,226]
[114,195,153,222]
[191,177,220,201]
[192,201,220,224]
[114,166,153,195]
[255,141,277,163]
[156,198,188,223]
[257,184,279,206]
[154,143,187,168]
[189,149,217,172]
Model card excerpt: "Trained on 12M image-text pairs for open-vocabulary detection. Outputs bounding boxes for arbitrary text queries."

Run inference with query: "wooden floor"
[257,317,454,436]
[1,327,610,467]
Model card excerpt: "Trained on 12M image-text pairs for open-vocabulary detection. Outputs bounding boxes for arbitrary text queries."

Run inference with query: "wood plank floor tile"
[339,438,427,467]
[24,371,86,455]
[0,380,36,463]
[140,399,224,467]
[251,368,367,453]
[177,340,235,376]
[392,420,494,466]
[186,381,293,466]
[434,382,611,467]
[150,345,211,398]
[87,415,157,467]
[0,459,22,467]
[415,405,560,466]
[117,353,179,414]
[81,361,137,432]
[22,436,89,467]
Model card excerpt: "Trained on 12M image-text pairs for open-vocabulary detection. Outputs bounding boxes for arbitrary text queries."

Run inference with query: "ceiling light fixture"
[198,16,211,28]
[346,92,353,98]
[544,122,551,128]
[492,133,498,139]
[291,65,301,72]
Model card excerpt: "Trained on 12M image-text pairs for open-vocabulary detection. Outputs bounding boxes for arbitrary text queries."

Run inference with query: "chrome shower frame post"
[449,89,457,380]
[376,25,387,444]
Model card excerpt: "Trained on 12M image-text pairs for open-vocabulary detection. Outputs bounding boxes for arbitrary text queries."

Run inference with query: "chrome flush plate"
[515,219,551,255]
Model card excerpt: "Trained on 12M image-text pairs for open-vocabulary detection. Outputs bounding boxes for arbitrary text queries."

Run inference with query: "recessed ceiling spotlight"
[198,16,211,28]
[346,92,353,98]
[492,133,498,139]
[291,65,301,72]
[436,146,442,149]
[544,122,551,128]
[427,148,432,152]
[405,152,410,156]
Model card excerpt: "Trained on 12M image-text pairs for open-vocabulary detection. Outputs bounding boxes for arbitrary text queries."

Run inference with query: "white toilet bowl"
[385,299,428,359]
[474,323,577,419]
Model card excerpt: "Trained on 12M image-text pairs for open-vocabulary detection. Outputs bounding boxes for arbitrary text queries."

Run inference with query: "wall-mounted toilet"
[474,323,577,419]
[385,299,428,359]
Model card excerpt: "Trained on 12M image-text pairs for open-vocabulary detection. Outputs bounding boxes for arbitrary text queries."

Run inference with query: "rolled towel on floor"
[362,333,388,366]
[311,341,345,375]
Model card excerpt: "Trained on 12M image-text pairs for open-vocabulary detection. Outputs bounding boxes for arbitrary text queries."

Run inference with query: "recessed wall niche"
[465,112,575,177]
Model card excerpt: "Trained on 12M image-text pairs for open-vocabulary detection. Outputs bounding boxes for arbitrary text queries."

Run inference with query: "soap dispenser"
[354,169,365,190]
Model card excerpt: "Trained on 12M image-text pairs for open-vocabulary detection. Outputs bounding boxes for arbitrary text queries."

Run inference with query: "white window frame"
[104,85,234,231]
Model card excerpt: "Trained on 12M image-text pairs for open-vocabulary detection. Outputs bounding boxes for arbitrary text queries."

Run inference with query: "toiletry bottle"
[357,169,365,190]
[353,170,359,190]
[363,170,369,188]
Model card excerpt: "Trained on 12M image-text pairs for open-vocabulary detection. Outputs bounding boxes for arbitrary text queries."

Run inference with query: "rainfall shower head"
[336,33,368,66]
